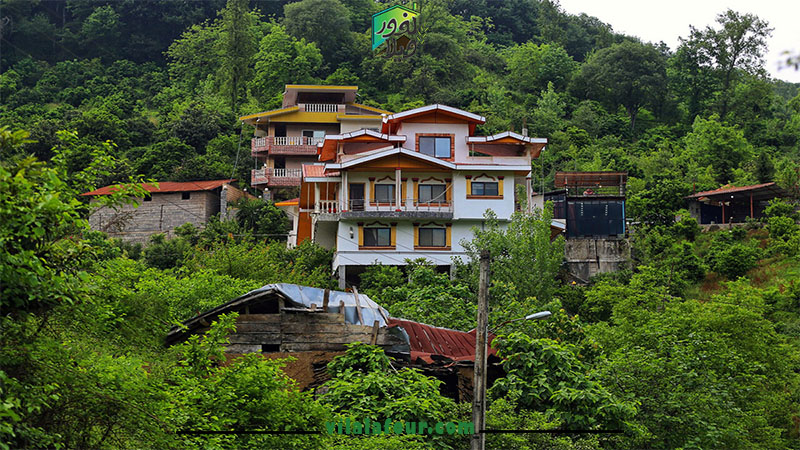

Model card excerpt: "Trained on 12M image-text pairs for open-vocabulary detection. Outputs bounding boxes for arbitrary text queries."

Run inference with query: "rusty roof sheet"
[82,179,233,196]
[387,317,496,364]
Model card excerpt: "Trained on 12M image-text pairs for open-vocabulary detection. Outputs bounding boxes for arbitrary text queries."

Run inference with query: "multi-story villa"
[239,85,390,199]
[281,104,546,288]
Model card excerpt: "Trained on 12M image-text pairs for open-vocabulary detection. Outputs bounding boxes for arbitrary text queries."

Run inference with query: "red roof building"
[83,179,253,243]
[685,182,791,224]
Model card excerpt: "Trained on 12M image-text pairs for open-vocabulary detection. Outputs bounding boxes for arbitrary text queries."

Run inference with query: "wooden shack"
[165,284,407,354]
[166,284,503,401]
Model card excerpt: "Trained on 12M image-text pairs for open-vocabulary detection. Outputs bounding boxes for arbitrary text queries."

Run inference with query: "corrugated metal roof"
[685,182,787,200]
[166,283,390,345]
[82,179,232,196]
[387,318,496,364]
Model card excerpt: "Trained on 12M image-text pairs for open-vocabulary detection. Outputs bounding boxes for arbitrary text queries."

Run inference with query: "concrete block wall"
[89,190,220,243]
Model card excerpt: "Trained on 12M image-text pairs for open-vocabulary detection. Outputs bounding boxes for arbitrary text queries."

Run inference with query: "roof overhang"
[317,130,407,162]
[685,182,789,202]
[326,147,457,170]
[466,132,547,144]
[283,85,358,107]
[381,104,486,133]
[239,106,301,125]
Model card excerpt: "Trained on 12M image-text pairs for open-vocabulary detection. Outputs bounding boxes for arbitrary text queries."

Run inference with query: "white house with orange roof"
[286,104,546,288]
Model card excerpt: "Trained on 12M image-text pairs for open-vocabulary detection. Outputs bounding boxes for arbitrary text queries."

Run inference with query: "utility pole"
[471,250,490,450]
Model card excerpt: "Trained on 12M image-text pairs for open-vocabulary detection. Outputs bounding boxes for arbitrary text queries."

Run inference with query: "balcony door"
[350,183,365,211]
[302,130,326,145]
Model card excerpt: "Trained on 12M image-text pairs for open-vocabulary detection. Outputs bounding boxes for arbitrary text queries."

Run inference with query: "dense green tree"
[218,0,258,113]
[458,204,565,304]
[684,10,773,118]
[571,40,667,132]
[684,114,754,184]
[505,42,578,94]
[284,0,354,67]
[250,24,323,103]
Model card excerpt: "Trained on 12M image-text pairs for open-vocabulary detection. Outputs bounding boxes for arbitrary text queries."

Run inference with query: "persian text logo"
[371,3,419,58]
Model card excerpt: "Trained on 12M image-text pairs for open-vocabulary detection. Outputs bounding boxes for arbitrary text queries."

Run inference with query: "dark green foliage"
[234,198,290,240]
[571,40,667,132]
[489,333,638,433]
[706,236,761,279]
[143,233,190,270]
[320,343,459,449]
[362,260,476,330]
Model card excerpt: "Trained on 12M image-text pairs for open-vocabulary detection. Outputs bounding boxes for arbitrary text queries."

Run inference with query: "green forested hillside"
[2,0,798,205]
[2,1,800,449]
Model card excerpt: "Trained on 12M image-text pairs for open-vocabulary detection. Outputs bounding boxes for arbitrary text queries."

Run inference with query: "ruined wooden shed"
[165,284,407,353]
[165,284,502,401]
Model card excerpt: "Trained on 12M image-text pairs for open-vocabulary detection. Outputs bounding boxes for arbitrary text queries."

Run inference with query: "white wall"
[340,120,382,134]
[395,122,470,161]
[452,172,516,220]
[331,220,505,270]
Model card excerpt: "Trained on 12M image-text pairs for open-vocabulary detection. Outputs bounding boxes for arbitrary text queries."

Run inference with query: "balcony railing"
[311,199,453,214]
[251,137,325,155]
[315,200,340,214]
[251,168,303,186]
[274,136,304,146]
[302,103,339,113]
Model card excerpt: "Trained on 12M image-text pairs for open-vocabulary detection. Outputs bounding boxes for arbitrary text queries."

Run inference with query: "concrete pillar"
[338,265,347,290]
[342,171,348,211]
[395,168,402,209]
[314,183,320,213]
[220,185,229,219]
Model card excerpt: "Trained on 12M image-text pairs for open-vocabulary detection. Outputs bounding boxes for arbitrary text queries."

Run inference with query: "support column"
[395,168,402,210]
[342,171,348,212]
[338,265,347,290]
[314,183,321,212]
[750,194,754,219]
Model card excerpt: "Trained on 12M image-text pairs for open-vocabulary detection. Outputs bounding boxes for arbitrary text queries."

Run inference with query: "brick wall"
[89,190,220,243]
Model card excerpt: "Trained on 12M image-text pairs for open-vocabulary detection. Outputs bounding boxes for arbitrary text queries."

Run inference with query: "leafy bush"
[168,313,330,449]
[184,239,336,288]
[143,233,190,269]
[489,333,638,432]
[710,242,761,279]
[672,209,701,240]
[366,261,476,330]
[764,198,799,221]
[320,344,459,449]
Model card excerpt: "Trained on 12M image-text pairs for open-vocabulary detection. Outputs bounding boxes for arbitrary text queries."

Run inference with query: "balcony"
[301,103,340,113]
[251,168,303,187]
[312,199,453,220]
[251,136,325,156]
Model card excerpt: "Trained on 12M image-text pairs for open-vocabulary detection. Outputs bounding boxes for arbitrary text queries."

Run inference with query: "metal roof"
[685,182,789,201]
[166,283,389,344]
[387,318,496,364]
[82,179,233,196]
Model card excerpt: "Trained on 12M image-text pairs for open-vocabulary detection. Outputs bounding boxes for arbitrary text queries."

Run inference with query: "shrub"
[143,234,190,270]
[711,243,761,279]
